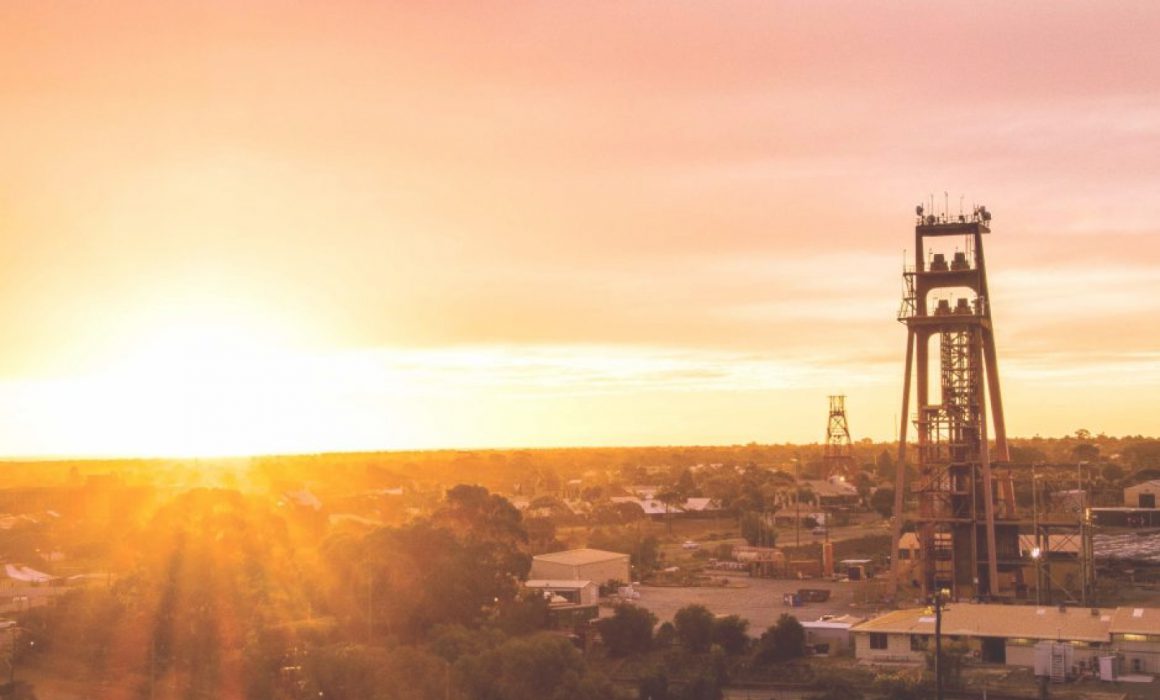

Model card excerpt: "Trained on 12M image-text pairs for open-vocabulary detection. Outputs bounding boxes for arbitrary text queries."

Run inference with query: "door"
[981,637,1006,664]
[1141,493,1156,509]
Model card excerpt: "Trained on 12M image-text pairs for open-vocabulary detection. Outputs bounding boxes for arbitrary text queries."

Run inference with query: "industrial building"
[529,548,631,585]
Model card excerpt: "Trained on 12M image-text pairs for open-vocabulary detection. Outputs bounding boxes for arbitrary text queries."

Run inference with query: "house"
[802,478,861,508]
[609,496,676,518]
[681,497,723,515]
[1124,480,1160,509]
[772,508,827,528]
[529,548,632,585]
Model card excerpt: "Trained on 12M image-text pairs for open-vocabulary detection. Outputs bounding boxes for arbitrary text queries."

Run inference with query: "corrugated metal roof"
[852,604,1116,643]
[533,548,629,566]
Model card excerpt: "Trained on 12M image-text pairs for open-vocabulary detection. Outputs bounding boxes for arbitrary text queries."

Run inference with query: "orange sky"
[1,2,1158,456]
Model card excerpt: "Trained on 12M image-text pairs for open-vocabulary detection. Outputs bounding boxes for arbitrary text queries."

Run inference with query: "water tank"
[951,251,970,271]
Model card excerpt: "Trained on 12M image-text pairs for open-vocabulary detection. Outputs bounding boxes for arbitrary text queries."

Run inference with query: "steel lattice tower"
[889,202,1018,600]
[822,395,856,480]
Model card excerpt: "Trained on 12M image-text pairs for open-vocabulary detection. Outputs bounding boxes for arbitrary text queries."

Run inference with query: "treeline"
[4,432,1159,496]
[16,485,607,699]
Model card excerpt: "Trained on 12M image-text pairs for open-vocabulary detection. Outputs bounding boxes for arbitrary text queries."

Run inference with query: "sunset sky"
[2,2,1159,457]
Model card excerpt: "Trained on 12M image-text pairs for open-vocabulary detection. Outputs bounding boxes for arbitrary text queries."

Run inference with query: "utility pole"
[794,457,801,548]
[1032,464,1042,606]
[934,591,946,700]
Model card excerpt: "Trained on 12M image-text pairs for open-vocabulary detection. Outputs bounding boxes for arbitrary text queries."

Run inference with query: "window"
[870,633,888,650]
[910,635,928,651]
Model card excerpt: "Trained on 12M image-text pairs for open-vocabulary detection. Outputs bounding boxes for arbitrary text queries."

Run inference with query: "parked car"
[681,540,700,550]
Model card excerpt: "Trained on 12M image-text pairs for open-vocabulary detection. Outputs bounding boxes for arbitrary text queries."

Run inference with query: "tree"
[870,487,896,519]
[739,512,776,547]
[673,605,715,653]
[655,621,677,648]
[656,487,684,534]
[753,614,805,664]
[303,643,447,700]
[1102,463,1125,484]
[1072,443,1100,463]
[525,516,562,554]
[497,590,550,636]
[456,632,615,700]
[588,527,659,572]
[1009,445,1048,463]
[638,668,669,700]
[321,505,531,640]
[875,450,896,480]
[711,615,749,655]
[596,604,656,657]
[1124,441,1160,469]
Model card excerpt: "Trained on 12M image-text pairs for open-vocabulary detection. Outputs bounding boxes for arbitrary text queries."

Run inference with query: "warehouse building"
[529,548,631,585]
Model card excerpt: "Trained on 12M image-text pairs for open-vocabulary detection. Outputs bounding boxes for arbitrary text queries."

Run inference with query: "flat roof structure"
[853,603,1115,643]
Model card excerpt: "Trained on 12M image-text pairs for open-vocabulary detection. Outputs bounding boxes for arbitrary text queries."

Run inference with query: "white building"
[529,548,631,585]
